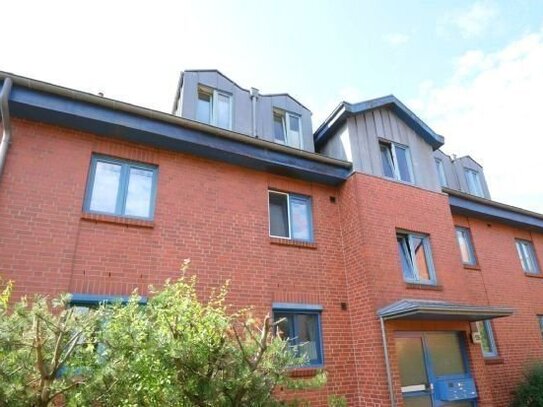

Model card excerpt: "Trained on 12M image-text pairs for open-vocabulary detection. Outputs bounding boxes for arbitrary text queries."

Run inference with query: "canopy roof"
[378,299,513,322]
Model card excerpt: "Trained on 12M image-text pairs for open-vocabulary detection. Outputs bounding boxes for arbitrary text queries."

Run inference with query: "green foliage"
[328,395,347,407]
[0,293,101,407]
[0,265,325,406]
[511,363,543,407]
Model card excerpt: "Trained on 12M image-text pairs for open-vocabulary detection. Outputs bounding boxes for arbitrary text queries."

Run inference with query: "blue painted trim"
[273,307,324,367]
[4,81,350,186]
[314,95,444,150]
[69,293,147,306]
[272,302,323,311]
[448,194,543,233]
[83,154,158,220]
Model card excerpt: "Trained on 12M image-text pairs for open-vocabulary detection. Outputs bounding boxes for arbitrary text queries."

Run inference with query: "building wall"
[1,118,543,406]
[0,118,357,405]
[453,213,543,406]
[320,108,441,192]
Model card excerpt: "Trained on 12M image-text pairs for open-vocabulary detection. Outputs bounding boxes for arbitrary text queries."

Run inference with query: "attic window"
[464,168,484,197]
[196,85,232,130]
[273,109,303,149]
[379,141,414,183]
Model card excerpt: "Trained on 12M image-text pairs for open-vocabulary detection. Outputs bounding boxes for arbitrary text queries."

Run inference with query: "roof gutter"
[0,78,13,183]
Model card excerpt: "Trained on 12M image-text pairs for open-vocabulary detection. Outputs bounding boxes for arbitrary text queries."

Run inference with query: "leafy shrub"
[511,363,543,407]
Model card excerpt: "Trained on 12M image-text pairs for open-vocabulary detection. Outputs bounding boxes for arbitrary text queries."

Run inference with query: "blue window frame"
[268,191,314,242]
[516,239,540,275]
[84,155,158,220]
[476,320,498,358]
[397,232,437,285]
[456,226,478,266]
[272,303,323,367]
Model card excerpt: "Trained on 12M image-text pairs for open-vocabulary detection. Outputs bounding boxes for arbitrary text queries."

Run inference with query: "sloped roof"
[314,95,445,150]
[378,299,513,321]
[171,69,311,114]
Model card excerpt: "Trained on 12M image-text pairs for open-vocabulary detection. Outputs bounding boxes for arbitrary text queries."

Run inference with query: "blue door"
[395,332,477,407]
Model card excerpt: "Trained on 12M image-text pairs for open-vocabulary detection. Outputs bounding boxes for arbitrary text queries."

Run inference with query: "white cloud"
[410,28,543,213]
[383,33,410,46]
[442,1,499,39]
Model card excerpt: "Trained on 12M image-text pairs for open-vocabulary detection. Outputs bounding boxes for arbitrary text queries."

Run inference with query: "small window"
[379,141,414,183]
[516,239,540,274]
[273,307,323,366]
[456,227,477,266]
[464,168,484,197]
[196,85,232,130]
[273,109,303,149]
[397,232,436,284]
[84,155,158,220]
[435,158,448,187]
[268,191,313,242]
[476,320,498,358]
[538,316,543,338]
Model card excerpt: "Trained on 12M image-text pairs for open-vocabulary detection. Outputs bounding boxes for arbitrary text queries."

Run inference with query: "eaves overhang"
[0,73,351,186]
[314,95,445,151]
[378,299,513,322]
[446,188,543,233]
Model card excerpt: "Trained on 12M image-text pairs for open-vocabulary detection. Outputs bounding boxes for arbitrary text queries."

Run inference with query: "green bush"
[511,363,543,407]
[0,263,326,406]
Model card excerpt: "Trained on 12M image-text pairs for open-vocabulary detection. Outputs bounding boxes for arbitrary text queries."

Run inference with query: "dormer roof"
[314,95,445,150]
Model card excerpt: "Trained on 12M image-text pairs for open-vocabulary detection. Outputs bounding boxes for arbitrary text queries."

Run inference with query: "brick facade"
[1,117,542,406]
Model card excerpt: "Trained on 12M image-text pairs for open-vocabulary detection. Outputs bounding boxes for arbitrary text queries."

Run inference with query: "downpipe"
[0,77,13,182]
[380,317,396,407]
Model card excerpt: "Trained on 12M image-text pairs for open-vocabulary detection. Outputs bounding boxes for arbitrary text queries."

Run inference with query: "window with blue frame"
[456,226,478,266]
[397,232,437,285]
[273,304,323,367]
[476,320,498,358]
[538,316,543,339]
[84,155,158,220]
[516,239,540,275]
[268,191,313,242]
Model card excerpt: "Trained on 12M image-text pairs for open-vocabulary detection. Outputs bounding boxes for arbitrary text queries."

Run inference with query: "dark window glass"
[269,192,289,238]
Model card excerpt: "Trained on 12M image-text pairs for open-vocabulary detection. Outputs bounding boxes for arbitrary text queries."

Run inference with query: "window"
[516,239,540,274]
[397,233,436,284]
[273,109,303,149]
[196,86,232,130]
[273,305,323,367]
[476,320,498,358]
[435,158,448,187]
[456,227,477,266]
[464,168,484,197]
[84,155,158,220]
[538,316,543,338]
[379,141,414,183]
[268,191,313,242]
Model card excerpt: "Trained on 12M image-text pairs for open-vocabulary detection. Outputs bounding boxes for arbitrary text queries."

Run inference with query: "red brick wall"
[0,119,359,405]
[2,118,543,406]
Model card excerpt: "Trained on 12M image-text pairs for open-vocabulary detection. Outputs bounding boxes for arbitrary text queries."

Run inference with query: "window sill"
[81,212,155,228]
[405,282,443,291]
[270,237,317,249]
[463,264,481,271]
[288,367,322,378]
[484,357,504,365]
[524,272,543,279]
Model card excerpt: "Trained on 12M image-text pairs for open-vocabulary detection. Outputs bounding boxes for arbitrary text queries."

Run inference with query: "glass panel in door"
[395,336,432,405]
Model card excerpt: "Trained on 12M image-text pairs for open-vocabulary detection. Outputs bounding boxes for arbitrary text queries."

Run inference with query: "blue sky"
[3,0,543,211]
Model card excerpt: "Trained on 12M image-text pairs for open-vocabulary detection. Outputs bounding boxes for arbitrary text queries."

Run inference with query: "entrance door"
[395,332,476,407]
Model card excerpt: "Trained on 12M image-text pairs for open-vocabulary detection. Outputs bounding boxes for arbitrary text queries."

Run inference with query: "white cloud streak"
[410,28,543,213]
[383,33,410,46]
[442,1,500,39]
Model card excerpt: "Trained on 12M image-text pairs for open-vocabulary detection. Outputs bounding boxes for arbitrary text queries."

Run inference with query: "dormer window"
[273,109,302,149]
[196,85,232,130]
[435,158,448,187]
[464,168,484,197]
[379,141,414,183]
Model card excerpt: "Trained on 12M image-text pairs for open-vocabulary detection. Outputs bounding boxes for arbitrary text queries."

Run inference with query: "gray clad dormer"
[432,151,491,199]
[314,95,445,192]
[172,70,314,152]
